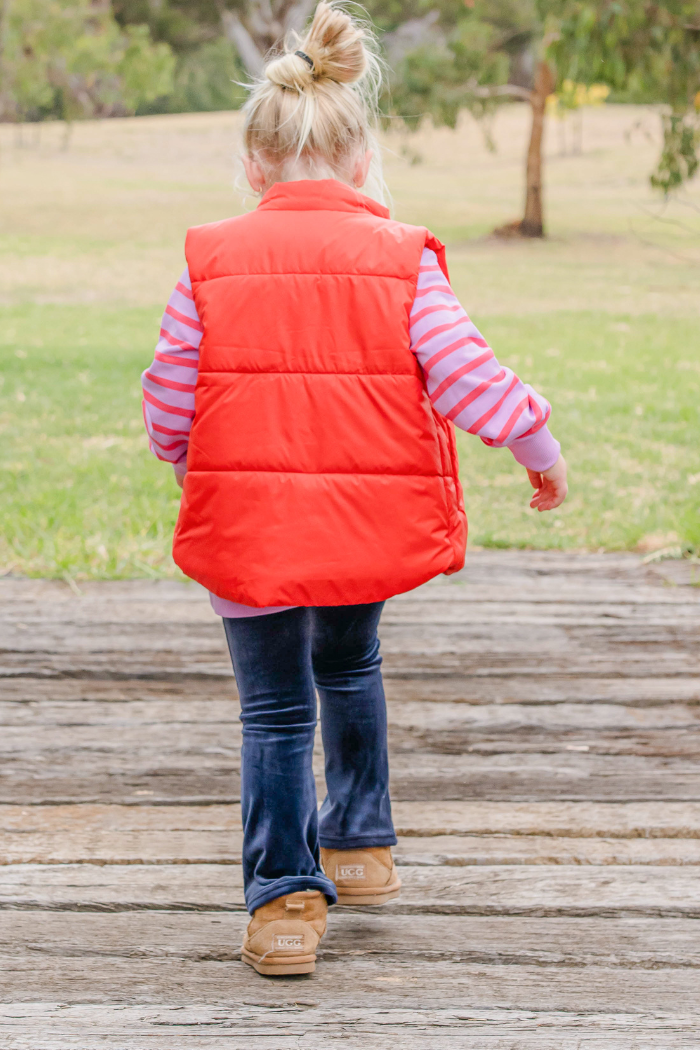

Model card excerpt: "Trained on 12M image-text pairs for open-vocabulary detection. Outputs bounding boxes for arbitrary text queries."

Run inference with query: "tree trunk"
[218,0,316,78]
[0,0,13,123]
[520,60,554,238]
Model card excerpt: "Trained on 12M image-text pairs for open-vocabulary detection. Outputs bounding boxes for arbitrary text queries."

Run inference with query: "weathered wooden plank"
[388,750,700,802]
[379,624,700,661]
[4,696,697,733]
[395,835,700,866]
[392,728,700,758]
[4,670,700,805]
[1,1001,700,1050]
[5,600,700,641]
[2,908,700,1019]
[4,801,700,864]
[5,616,699,656]
[396,676,700,706]
[4,800,700,866]
[4,799,700,833]
[4,833,699,867]
[2,748,699,804]
[3,646,696,681]
[384,603,700,626]
[5,830,700,866]
[0,680,238,703]
[4,675,699,707]
[1,863,699,916]
[4,700,700,760]
[388,700,700,732]
[391,799,700,838]
[3,911,700,968]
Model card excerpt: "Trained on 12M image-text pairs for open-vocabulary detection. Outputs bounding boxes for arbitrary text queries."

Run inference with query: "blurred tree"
[546,0,700,193]
[214,0,315,76]
[0,0,174,124]
[111,0,307,109]
[384,0,700,235]
[381,0,553,235]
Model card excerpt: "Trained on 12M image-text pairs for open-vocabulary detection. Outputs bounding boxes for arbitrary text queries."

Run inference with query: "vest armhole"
[424,232,450,284]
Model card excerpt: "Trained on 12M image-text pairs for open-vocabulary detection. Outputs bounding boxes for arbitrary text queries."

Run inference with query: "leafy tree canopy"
[544,0,700,190]
[0,0,175,122]
[382,0,700,192]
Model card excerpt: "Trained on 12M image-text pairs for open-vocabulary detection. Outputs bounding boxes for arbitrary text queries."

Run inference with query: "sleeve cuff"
[509,425,561,472]
[172,461,188,477]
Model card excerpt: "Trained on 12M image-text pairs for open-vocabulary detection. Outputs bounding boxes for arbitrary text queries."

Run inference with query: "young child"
[142,2,567,977]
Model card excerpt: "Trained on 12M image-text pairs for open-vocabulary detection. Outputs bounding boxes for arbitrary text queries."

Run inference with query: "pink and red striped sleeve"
[409,248,561,473]
[141,268,202,474]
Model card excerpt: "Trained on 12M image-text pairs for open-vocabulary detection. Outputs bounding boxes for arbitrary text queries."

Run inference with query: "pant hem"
[319,834,398,850]
[246,874,338,915]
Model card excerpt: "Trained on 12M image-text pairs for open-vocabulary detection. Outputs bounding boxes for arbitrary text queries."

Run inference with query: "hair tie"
[295,50,314,71]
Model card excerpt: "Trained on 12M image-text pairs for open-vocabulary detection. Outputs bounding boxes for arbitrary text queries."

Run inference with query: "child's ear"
[353,149,373,188]
[243,154,266,193]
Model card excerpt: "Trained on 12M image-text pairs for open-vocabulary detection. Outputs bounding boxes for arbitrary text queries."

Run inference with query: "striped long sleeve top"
[142,247,560,616]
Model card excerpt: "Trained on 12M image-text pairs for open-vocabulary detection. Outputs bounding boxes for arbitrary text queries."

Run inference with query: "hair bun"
[265,2,367,91]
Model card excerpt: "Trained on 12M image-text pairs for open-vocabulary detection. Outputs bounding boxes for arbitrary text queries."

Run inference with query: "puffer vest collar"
[256,178,390,219]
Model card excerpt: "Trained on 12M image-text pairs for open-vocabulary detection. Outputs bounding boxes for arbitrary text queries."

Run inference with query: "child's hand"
[174,468,186,490]
[527,455,568,512]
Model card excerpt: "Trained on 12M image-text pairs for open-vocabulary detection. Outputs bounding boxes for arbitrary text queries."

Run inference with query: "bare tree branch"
[0,0,14,122]
[220,9,265,77]
[218,0,317,77]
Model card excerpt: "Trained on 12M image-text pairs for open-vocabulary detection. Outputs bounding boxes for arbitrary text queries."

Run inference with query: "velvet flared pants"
[223,603,396,914]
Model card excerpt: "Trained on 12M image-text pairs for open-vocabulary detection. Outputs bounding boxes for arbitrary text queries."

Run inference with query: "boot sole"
[334,885,401,906]
[241,947,316,975]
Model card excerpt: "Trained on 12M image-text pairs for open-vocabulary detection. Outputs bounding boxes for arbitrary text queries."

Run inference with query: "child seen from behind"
[142,1,568,976]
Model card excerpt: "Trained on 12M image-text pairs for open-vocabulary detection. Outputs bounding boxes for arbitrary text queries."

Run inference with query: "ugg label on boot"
[274,935,304,951]
[339,864,366,880]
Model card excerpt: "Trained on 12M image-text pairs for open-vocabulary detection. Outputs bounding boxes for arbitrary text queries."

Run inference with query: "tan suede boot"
[320,847,401,906]
[241,889,327,975]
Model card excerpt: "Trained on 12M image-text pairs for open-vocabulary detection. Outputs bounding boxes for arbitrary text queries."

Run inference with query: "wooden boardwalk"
[1,550,699,1048]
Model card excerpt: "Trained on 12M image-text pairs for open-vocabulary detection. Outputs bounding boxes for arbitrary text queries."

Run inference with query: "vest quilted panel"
[173,179,467,607]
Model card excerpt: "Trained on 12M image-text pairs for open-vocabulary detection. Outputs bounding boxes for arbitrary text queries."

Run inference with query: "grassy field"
[1,106,699,578]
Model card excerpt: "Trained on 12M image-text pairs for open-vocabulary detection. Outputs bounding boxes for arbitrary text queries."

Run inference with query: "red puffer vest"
[173,179,467,607]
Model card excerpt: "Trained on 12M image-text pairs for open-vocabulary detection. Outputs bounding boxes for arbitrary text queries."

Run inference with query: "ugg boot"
[241,889,327,975]
[320,847,401,905]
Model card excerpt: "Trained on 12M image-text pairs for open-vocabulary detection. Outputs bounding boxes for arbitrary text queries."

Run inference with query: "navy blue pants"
[223,603,396,913]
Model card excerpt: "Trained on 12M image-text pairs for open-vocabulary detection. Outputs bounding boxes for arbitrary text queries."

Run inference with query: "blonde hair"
[242,2,387,204]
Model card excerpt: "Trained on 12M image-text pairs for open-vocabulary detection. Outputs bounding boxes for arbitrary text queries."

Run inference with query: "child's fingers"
[538,488,567,511]
[530,479,567,511]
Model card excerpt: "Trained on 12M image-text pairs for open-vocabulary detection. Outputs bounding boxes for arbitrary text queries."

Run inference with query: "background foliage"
[0,107,698,577]
[0,0,175,122]
[1,1,699,195]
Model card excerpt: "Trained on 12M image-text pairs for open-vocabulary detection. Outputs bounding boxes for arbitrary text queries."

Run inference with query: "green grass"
[0,306,181,579]
[1,304,698,578]
[460,313,700,552]
[1,108,699,577]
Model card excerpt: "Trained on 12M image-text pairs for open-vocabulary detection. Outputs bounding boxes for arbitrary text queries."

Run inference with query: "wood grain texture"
[2,1001,700,1049]
[2,693,699,804]
[1,552,699,1045]
[2,862,700,916]
[3,800,699,837]
[3,802,700,865]
[5,829,700,866]
[4,675,700,706]
[4,910,700,966]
